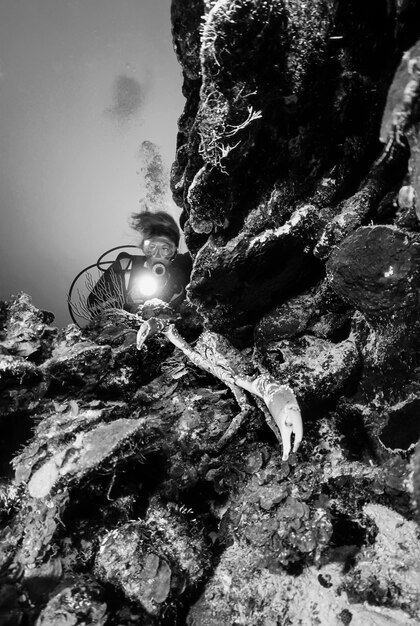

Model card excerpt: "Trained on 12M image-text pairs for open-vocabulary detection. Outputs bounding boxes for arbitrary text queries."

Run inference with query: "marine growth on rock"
[2,0,420,624]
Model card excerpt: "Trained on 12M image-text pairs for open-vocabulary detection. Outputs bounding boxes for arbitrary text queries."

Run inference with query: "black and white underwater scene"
[1,0,420,624]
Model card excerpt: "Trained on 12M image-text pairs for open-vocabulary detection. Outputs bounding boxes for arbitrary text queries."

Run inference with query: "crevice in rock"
[0,411,33,477]
[326,316,353,344]
[336,409,378,463]
[61,450,171,555]
[379,399,420,451]
[327,509,378,574]
[330,510,377,550]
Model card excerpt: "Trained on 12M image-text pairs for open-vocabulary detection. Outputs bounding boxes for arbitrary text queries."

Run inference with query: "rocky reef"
[1,293,419,625]
[1,0,420,624]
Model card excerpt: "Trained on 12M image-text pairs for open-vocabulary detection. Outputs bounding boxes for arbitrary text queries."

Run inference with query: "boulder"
[35,578,107,626]
[258,334,360,405]
[95,503,210,617]
[0,293,57,362]
[327,225,420,324]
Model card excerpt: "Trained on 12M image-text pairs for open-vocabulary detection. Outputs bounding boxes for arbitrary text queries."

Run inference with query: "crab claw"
[267,389,303,461]
[234,375,303,461]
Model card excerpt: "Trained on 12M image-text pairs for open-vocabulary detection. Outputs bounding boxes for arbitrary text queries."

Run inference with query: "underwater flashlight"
[152,262,166,277]
[133,274,159,297]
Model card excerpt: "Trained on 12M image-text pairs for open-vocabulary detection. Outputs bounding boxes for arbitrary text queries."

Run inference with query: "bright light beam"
[133,274,158,297]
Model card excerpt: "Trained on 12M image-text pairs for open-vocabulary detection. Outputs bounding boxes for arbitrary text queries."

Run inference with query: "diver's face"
[142,235,177,266]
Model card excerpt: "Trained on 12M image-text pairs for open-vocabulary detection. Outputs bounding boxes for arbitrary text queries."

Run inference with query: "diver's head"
[131,210,179,272]
[142,235,177,273]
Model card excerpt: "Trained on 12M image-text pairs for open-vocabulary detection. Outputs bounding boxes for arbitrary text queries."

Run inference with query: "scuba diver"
[85,211,191,317]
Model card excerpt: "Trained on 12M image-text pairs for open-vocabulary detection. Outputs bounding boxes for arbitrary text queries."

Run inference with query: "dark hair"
[131,210,180,247]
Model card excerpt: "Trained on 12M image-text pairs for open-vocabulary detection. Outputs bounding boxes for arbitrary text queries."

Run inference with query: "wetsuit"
[87,252,192,317]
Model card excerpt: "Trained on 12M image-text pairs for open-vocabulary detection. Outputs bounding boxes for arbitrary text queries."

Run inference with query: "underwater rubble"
[0,292,419,625]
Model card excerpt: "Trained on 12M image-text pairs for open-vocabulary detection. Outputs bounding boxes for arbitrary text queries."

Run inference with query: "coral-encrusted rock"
[344,504,420,618]
[255,282,353,345]
[95,503,209,617]
[188,431,420,625]
[313,148,409,262]
[189,205,323,331]
[83,308,139,347]
[327,225,420,324]
[25,418,146,499]
[255,289,317,344]
[171,0,203,81]
[326,225,420,400]
[84,308,175,391]
[39,310,165,395]
[1,288,420,624]
[381,42,420,219]
[12,402,121,485]
[96,525,171,616]
[1,0,420,622]
[170,0,204,217]
[352,310,419,401]
[0,293,57,360]
[187,540,420,626]
[40,328,112,390]
[171,0,420,330]
[258,334,359,405]
[35,578,107,626]
[0,354,41,391]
